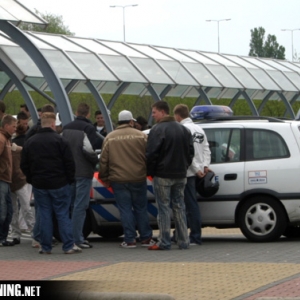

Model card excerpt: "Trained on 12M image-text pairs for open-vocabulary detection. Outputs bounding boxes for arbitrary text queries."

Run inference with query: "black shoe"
[13,238,20,245]
[1,240,15,246]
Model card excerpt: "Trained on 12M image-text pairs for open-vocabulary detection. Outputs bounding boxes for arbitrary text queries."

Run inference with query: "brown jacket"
[0,128,13,183]
[10,148,26,192]
[99,124,147,183]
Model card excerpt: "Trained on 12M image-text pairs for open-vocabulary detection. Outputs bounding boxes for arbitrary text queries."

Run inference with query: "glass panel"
[166,85,190,97]
[186,87,201,98]
[72,81,90,93]
[129,44,172,60]
[247,69,280,90]
[130,57,173,84]
[0,71,9,89]
[100,55,147,83]
[24,77,45,90]
[258,59,293,72]
[183,62,221,87]
[223,55,259,68]
[23,32,54,50]
[0,0,47,24]
[207,87,222,98]
[144,84,168,96]
[222,89,240,99]
[101,41,146,58]
[33,33,88,52]
[2,45,42,77]
[206,65,243,88]
[0,34,17,46]
[246,129,289,160]
[284,72,300,90]
[204,128,241,163]
[44,79,71,91]
[242,57,276,70]
[154,47,195,62]
[41,49,85,80]
[202,53,239,67]
[123,83,145,95]
[267,70,297,91]
[158,60,198,85]
[276,61,300,72]
[179,50,219,65]
[67,52,117,81]
[0,7,18,22]
[99,81,119,94]
[228,66,262,89]
[68,38,119,55]
[253,90,269,100]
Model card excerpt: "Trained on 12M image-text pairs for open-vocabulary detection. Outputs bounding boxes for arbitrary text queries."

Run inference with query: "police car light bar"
[190,105,233,120]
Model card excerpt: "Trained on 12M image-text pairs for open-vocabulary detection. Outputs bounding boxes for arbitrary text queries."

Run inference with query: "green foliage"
[249,27,285,59]
[19,10,74,36]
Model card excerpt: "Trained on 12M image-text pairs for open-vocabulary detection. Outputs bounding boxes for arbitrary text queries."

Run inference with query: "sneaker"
[64,244,82,254]
[38,249,51,254]
[76,240,93,249]
[148,243,164,250]
[120,241,136,248]
[13,238,20,245]
[32,239,40,248]
[0,240,15,247]
[52,237,59,246]
[141,237,156,247]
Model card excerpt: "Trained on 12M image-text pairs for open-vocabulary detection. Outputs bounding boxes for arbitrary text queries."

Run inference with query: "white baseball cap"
[118,110,136,122]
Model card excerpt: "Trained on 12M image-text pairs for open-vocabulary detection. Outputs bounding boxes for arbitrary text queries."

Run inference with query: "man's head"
[95,110,105,127]
[151,101,169,123]
[173,104,190,122]
[41,112,56,130]
[41,104,55,114]
[16,123,27,136]
[17,111,29,128]
[20,104,30,117]
[1,114,17,136]
[76,103,90,118]
[135,116,148,131]
[118,110,136,126]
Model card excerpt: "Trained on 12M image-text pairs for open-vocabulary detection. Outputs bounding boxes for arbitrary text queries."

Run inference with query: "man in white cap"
[99,110,154,248]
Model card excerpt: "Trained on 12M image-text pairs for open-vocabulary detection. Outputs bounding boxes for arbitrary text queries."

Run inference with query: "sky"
[20,0,300,61]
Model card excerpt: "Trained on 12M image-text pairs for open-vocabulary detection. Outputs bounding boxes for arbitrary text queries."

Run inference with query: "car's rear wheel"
[97,226,123,239]
[238,196,287,242]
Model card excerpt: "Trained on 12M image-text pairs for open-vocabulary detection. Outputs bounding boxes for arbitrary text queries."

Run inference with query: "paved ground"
[2,228,300,299]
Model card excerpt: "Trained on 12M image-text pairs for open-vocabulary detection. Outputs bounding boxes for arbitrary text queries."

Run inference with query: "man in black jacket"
[21,113,81,254]
[146,101,194,250]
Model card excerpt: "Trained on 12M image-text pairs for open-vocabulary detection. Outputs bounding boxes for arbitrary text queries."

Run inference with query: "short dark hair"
[41,104,55,113]
[20,104,29,112]
[16,124,27,135]
[152,101,169,114]
[77,103,90,117]
[118,120,131,125]
[95,110,102,117]
[17,111,29,120]
[0,101,5,113]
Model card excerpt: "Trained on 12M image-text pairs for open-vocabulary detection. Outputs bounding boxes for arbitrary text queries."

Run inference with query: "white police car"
[85,106,300,242]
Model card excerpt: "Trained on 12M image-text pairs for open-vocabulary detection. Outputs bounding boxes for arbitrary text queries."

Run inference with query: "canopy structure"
[1,0,300,129]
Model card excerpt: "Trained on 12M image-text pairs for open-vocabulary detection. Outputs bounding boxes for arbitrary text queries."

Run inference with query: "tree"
[249,27,285,59]
[19,10,74,36]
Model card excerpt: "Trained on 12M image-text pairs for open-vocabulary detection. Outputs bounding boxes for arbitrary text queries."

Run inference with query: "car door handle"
[224,174,237,180]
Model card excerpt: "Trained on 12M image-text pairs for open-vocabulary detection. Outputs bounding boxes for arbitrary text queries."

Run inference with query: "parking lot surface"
[2,228,300,299]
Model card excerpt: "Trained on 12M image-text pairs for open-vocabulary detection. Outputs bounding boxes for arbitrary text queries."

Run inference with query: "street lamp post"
[206,19,231,53]
[110,4,138,42]
[281,28,300,62]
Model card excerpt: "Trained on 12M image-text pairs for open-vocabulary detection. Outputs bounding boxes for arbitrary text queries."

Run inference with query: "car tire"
[97,226,124,239]
[238,196,287,242]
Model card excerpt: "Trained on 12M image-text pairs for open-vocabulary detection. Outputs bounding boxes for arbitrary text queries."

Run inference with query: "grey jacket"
[62,129,98,179]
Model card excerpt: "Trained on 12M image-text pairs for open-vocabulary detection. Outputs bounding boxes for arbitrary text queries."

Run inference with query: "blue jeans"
[153,177,189,250]
[33,185,74,252]
[111,181,152,243]
[71,177,92,245]
[184,176,202,244]
[0,181,13,242]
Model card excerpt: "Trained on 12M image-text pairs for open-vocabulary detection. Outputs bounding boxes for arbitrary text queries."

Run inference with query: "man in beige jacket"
[99,110,154,248]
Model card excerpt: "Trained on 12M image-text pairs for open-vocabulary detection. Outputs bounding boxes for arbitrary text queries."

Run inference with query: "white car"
[82,107,300,242]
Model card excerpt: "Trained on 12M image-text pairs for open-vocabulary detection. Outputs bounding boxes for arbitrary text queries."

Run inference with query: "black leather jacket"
[146,116,194,178]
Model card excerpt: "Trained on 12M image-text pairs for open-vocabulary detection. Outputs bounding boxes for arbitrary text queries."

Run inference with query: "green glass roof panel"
[0,71,10,89]
[266,70,298,91]
[101,41,146,58]
[158,60,198,85]
[122,83,145,95]
[129,44,172,60]
[243,57,276,70]
[154,47,195,63]
[99,81,119,94]
[259,59,293,72]
[179,50,219,65]
[100,55,147,83]
[67,52,117,81]
[41,49,85,80]
[223,55,259,68]
[276,61,300,72]
[284,72,300,90]
[247,68,280,90]
[203,53,239,67]
[130,57,173,84]
[183,62,221,87]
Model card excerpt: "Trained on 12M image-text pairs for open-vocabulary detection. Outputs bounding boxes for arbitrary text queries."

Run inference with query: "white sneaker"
[64,244,82,254]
